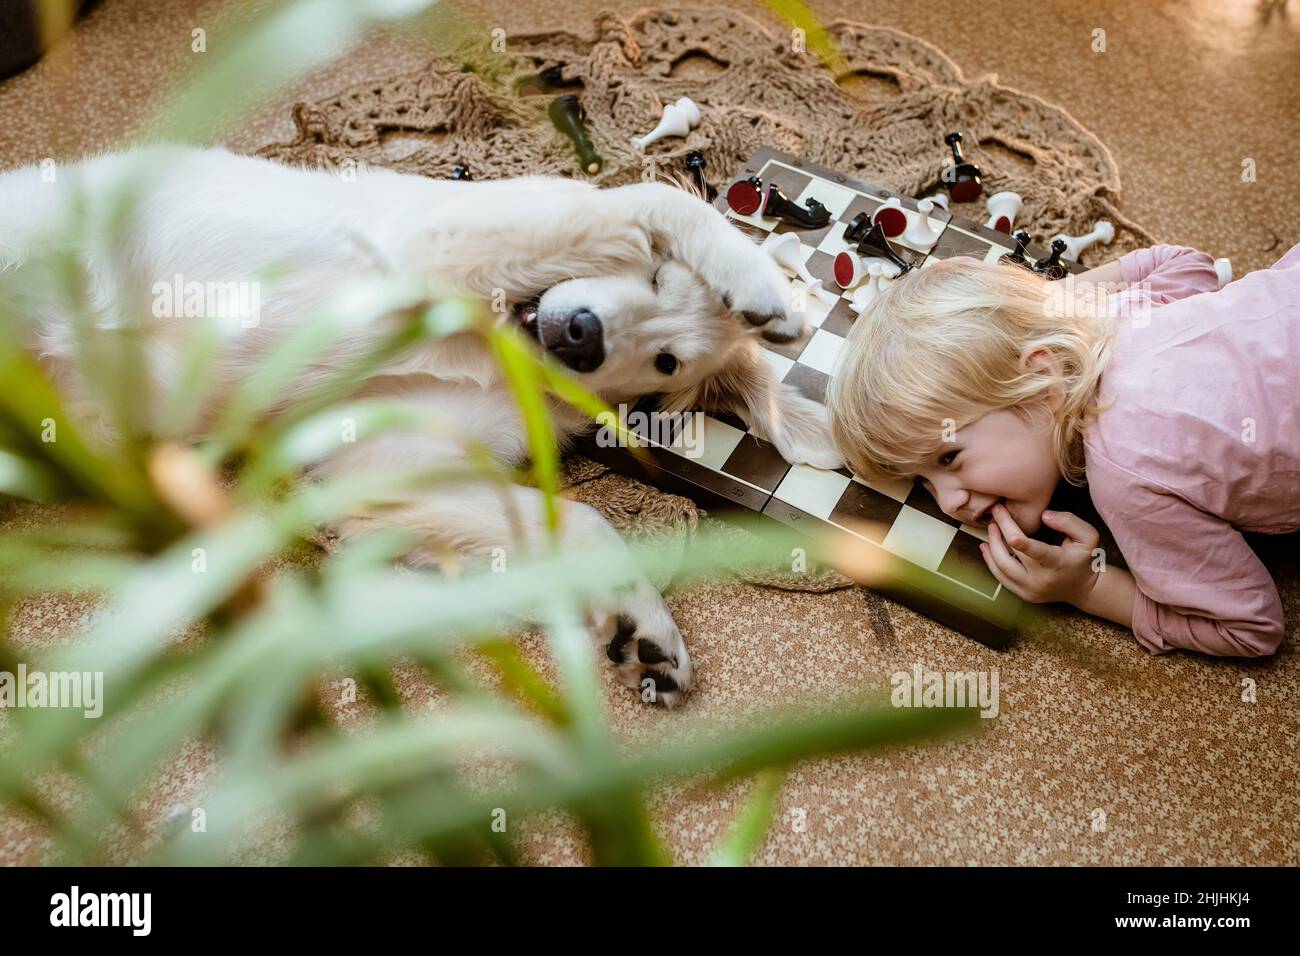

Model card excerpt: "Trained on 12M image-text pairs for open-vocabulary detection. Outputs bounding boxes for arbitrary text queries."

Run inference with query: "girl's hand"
[979,504,1101,606]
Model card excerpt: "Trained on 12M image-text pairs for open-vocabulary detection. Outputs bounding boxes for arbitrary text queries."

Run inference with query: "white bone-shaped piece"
[1050,220,1116,261]
[631,97,701,151]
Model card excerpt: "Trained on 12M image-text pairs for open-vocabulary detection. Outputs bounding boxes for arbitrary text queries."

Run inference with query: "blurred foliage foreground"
[0,0,979,866]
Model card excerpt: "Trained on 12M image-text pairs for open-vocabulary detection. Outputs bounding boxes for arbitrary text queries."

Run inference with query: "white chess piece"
[848,263,900,315]
[903,198,944,249]
[1214,257,1233,289]
[834,251,867,289]
[1050,220,1116,261]
[767,234,836,305]
[984,191,1022,234]
[833,251,904,290]
[923,192,950,211]
[631,96,701,151]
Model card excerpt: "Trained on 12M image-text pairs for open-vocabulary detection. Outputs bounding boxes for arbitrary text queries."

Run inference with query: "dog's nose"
[551,308,605,372]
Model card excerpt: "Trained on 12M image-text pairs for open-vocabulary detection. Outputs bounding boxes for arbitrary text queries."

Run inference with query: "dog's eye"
[651,267,663,291]
[654,352,678,375]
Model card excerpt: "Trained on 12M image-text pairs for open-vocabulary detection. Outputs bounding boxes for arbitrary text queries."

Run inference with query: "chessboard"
[577,147,1087,649]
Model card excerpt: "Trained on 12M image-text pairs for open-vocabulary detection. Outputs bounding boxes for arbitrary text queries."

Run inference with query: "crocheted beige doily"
[258,6,1155,592]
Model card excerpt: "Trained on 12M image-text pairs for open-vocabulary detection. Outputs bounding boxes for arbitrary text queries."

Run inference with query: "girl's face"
[913,407,1062,534]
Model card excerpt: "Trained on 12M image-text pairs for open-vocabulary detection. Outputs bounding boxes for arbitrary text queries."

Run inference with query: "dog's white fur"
[0,144,842,707]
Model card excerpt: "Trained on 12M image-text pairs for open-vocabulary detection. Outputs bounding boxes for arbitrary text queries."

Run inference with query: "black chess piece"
[450,164,473,181]
[1034,238,1069,280]
[682,150,718,202]
[999,230,1031,267]
[515,64,573,96]
[761,184,831,229]
[854,222,912,274]
[844,211,872,245]
[548,94,603,175]
[943,132,983,203]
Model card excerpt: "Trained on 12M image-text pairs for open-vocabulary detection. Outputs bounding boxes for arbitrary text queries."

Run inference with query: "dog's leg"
[335,482,693,708]
[401,179,802,341]
[613,182,805,341]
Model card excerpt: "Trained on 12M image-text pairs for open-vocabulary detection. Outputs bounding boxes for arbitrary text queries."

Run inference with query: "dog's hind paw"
[593,594,692,709]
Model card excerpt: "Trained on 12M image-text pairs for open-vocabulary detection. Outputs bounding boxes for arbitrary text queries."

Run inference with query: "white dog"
[0,144,842,707]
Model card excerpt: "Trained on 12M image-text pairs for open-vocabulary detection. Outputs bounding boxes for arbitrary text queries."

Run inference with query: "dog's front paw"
[720,239,807,345]
[592,588,692,709]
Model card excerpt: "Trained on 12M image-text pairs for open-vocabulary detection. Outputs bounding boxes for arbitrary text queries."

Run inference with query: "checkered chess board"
[578,147,1086,648]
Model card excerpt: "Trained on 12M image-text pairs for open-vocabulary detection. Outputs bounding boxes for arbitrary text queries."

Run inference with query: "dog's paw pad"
[760,323,804,344]
[604,615,690,709]
[741,308,783,328]
[636,638,674,666]
[605,615,637,663]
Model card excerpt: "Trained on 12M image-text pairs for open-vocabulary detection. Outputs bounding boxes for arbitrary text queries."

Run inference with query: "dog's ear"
[661,340,843,470]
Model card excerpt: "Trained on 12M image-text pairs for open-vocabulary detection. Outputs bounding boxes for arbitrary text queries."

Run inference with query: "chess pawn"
[849,263,887,315]
[767,234,837,304]
[834,250,902,289]
[984,191,1022,234]
[1214,257,1233,289]
[999,230,1032,267]
[631,96,701,151]
[682,150,717,202]
[1034,238,1069,280]
[903,198,944,249]
[1050,220,1115,261]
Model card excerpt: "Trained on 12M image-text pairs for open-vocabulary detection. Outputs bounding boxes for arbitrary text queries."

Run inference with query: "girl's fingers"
[983,524,1028,584]
[1041,510,1100,548]
[990,503,1043,562]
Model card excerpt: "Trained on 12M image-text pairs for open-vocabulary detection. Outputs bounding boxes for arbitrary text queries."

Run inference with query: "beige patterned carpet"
[1,0,1298,865]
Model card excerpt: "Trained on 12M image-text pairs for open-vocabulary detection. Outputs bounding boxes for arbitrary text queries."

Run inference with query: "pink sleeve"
[1119,245,1220,304]
[1094,473,1285,657]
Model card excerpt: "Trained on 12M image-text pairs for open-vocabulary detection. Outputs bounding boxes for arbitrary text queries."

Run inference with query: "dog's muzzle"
[542,308,605,373]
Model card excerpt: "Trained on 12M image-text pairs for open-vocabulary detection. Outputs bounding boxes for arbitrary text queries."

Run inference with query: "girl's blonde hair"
[826,256,1115,487]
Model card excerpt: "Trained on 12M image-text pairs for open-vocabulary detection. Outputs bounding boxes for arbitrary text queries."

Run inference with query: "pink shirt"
[1083,242,1300,657]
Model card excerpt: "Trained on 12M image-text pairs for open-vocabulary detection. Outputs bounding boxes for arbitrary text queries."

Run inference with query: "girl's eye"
[654,352,678,375]
[939,450,959,467]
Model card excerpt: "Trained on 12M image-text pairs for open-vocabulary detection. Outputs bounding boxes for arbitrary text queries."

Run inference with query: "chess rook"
[548,94,603,175]
[631,96,701,151]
